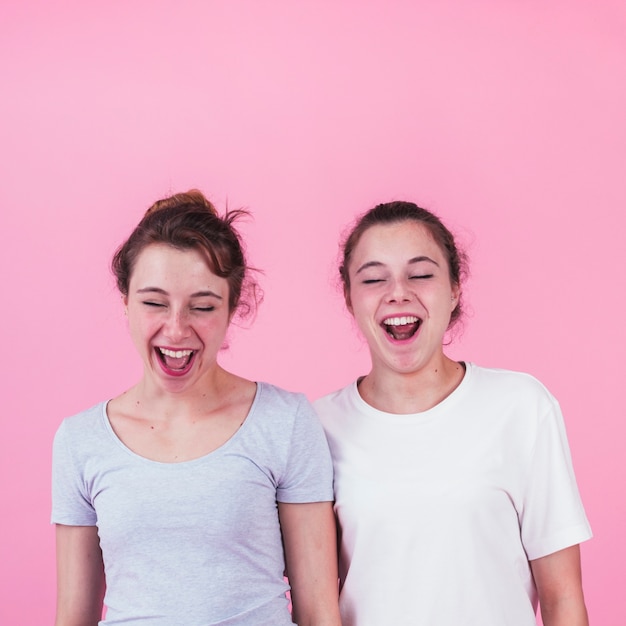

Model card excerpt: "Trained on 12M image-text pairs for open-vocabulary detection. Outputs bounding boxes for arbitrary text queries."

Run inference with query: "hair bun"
[145,189,218,217]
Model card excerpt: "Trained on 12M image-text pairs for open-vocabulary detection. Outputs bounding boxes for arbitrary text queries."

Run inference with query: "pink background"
[1,1,625,623]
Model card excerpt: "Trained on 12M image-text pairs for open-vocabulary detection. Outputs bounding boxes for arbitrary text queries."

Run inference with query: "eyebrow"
[136,287,223,300]
[355,256,439,275]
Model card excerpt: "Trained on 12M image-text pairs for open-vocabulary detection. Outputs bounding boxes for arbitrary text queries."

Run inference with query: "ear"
[344,285,353,314]
[450,284,460,311]
[122,294,129,315]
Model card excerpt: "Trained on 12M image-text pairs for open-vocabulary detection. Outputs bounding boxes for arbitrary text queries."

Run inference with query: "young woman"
[315,201,591,626]
[52,190,341,626]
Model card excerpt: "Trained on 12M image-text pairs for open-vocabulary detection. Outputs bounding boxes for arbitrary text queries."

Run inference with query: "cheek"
[199,315,230,338]
[347,285,374,311]
[127,313,156,341]
[351,303,378,335]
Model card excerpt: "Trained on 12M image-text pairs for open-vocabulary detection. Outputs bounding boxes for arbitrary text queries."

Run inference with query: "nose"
[163,308,191,341]
[385,278,412,303]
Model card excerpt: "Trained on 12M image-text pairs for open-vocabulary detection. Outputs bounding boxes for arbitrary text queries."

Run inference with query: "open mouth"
[382,316,421,341]
[156,347,196,372]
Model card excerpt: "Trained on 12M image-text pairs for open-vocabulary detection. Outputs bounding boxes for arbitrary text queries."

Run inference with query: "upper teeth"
[383,316,419,326]
[159,348,193,358]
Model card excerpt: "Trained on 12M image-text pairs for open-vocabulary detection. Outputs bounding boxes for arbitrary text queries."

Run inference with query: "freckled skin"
[124,243,232,397]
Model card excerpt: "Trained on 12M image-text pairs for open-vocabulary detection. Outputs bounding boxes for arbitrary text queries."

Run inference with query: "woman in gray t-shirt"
[52,190,341,626]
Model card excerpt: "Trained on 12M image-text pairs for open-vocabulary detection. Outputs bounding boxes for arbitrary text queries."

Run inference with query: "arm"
[55,524,106,626]
[530,544,588,626]
[278,501,341,626]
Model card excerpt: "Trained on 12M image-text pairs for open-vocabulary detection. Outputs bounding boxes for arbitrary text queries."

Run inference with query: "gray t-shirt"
[52,382,334,625]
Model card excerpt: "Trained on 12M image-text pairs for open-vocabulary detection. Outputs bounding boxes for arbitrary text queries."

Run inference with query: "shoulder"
[314,382,355,409]
[313,382,359,431]
[57,401,106,430]
[468,363,556,398]
[466,363,560,416]
[255,382,312,415]
[245,384,331,468]
[252,383,324,433]
[54,401,109,450]
[256,382,307,405]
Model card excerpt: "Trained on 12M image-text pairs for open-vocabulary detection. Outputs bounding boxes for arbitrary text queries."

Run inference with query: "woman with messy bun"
[51,190,340,626]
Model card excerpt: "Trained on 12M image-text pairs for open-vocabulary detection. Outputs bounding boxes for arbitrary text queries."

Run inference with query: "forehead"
[130,243,224,288]
[351,221,446,267]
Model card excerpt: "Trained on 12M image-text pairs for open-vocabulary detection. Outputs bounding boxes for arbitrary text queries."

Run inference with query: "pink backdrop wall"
[1,1,625,623]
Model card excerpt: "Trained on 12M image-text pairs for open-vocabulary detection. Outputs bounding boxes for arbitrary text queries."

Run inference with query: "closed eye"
[193,306,215,312]
[362,279,385,284]
[410,274,433,280]
[143,301,166,307]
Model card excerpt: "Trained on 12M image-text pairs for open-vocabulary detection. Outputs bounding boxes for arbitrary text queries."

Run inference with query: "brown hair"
[339,201,468,327]
[112,190,259,317]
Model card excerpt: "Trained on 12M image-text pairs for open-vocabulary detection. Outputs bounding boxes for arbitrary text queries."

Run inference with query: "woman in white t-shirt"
[314,201,591,626]
[52,190,341,626]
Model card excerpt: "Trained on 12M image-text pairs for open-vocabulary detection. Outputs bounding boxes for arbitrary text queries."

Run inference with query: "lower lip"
[154,349,197,377]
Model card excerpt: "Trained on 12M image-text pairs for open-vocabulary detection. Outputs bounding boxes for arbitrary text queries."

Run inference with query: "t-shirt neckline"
[100,382,262,466]
[351,362,474,422]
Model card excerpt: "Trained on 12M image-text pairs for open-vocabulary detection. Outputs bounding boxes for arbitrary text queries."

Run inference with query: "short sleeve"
[519,396,592,560]
[51,420,97,526]
[276,396,334,504]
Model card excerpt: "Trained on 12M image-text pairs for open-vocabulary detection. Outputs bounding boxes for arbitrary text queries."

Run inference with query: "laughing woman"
[52,190,341,626]
[315,201,591,626]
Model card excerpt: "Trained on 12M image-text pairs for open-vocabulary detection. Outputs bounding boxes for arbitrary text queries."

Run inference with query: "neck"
[130,365,238,421]
[359,357,465,414]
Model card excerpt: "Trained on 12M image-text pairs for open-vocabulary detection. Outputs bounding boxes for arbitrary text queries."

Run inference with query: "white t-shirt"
[52,383,334,626]
[314,363,591,626]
